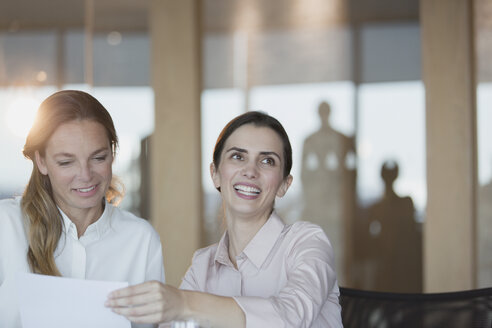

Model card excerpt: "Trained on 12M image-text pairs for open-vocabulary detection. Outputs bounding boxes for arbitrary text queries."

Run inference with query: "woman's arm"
[106,281,245,328]
[233,225,342,328]
[107,224,341,328]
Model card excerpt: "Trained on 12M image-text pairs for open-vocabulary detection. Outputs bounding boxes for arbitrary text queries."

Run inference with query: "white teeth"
[78,186,95,193]
[234,184,260,195]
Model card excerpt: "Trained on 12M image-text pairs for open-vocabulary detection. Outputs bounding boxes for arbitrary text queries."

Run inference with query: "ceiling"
[0,0,150,31]
[0,0,420,33]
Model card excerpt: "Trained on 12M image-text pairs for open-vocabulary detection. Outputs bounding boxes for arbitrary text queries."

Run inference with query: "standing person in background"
[301,101,355,285]
[108,111,342,328]
[0,90,165,328]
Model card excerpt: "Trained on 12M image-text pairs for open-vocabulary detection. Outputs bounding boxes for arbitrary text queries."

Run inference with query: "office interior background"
[0,0,490,291]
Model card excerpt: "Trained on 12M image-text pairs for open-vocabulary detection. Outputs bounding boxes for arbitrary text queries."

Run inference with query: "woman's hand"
[107,281,246,328]
[105,281,185,324]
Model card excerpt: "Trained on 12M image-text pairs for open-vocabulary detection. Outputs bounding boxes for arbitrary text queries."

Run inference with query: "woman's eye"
[261,157,275,166]
[231,153,243,160]
[58,161,72,167]
[94,155,107,162]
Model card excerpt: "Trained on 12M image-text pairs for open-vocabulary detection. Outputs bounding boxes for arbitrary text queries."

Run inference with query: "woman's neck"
[59,201,105,238]
[225,209,272,267]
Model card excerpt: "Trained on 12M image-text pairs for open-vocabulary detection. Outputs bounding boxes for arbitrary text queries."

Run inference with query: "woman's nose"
[241,161,258,179]
[79,163,92,181]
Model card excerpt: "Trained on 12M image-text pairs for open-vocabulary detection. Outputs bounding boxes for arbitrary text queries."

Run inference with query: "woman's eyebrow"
[53,152,75,158]
[260,151,281,160]
[90,147,111,156]
[225,146,247,153]
[53,147,109,158]
[226,147,281,160]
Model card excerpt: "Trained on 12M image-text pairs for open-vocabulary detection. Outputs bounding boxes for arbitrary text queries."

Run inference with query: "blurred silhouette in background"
[301,101,356,284]
[354,160,422,292]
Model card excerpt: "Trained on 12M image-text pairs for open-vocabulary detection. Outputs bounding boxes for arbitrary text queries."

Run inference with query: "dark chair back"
[339,286,492,328]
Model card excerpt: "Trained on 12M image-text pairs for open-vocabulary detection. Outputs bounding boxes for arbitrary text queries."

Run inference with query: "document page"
[18,272,131,328]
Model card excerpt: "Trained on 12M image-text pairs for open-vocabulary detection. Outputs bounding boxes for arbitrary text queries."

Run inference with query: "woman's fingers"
[106,281,185,324]
[106,288,165,308]
[111,301,166,323]
[108,280,162,299]
[124,312,168,324]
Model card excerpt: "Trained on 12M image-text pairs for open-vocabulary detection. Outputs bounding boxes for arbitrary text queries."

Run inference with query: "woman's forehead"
[224,125,283,153]
[45,120,110,153]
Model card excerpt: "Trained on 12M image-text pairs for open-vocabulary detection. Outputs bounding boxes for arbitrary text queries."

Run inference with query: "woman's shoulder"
[282,220,333,250]
[191,243,219,265]
[180,243,220,291]
[0,196,22,210]
[287,220,327,237]
[106,204,158,236]
[281,220,335,266]
[0,196,23,225]
[0,196,28,251]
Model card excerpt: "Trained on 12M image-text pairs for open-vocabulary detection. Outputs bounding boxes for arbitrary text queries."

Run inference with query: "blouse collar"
[214,211,285,269]
[59,200,111,241]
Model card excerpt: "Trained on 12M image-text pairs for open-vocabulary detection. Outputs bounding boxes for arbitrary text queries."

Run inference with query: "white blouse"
[0,197,165,328]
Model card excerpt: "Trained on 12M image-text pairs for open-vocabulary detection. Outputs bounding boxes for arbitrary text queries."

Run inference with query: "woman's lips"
[234,183,261,198]
[72,184,99,196]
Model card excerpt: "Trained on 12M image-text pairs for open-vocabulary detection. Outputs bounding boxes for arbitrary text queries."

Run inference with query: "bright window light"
[5,96,41,139]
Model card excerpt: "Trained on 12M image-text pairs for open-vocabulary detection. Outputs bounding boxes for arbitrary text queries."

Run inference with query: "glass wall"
[476,0,492,289]
[5,0,487,291]
[0,2,153,217]
[200,0,424,291]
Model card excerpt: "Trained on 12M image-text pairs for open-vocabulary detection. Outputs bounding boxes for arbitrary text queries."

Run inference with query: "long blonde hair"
[21,90,122,275]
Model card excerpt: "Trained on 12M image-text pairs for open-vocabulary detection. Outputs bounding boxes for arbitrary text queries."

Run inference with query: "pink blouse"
[180,212,343,328]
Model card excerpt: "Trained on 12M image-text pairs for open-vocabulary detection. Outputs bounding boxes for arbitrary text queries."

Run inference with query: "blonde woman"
[0,90,164,328]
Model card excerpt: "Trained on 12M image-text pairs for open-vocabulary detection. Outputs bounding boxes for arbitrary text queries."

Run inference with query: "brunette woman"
[108,111,342,328]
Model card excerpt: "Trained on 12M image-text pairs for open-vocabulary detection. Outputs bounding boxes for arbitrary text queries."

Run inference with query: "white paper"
[17,272,131,328]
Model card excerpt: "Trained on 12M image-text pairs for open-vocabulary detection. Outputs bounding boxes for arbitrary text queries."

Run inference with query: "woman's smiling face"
[211,124,292,219]
[35,119,113,219]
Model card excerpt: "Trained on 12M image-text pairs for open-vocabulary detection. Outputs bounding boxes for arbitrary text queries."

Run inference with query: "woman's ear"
[276,175,293,198]
[35,151,48,175]
[210,163,221,190]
